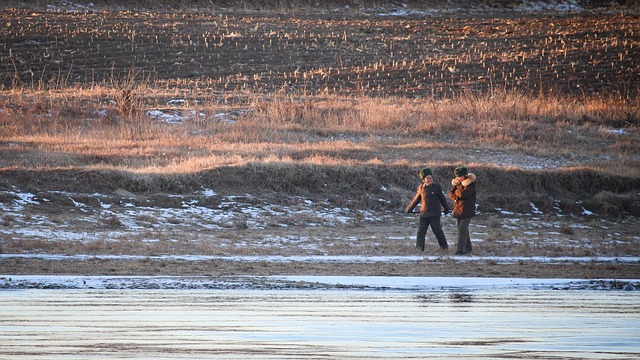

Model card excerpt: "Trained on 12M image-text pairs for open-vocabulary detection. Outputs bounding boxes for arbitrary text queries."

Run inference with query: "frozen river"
[1,276,639,359]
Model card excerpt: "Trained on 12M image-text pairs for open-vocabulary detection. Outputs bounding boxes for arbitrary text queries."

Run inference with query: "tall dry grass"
[1,85,638,173]
[1,84,638,218]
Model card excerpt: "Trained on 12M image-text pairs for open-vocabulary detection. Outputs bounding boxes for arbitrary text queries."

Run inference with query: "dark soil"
[1,6,639,99]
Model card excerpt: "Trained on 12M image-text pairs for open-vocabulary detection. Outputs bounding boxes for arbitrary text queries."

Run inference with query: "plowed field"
[2,8,638,98]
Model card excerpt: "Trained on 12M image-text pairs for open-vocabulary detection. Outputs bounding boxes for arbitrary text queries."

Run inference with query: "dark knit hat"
[454,167,468,177]
[419,168,432,179]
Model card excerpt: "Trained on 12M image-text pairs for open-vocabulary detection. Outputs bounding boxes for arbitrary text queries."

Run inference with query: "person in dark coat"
[406,168,450,251]
[449,166,476,255]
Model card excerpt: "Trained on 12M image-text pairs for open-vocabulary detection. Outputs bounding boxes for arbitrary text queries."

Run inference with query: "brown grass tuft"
[584,191,640,217]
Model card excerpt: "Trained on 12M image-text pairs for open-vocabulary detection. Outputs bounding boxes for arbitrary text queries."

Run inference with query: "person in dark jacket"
[449,166,476,255]
[406,168,450,251]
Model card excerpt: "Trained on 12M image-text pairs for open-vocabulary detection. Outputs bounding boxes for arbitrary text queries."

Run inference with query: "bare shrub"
[117,89,136,118]
[234,218,249,230]
[584,191,639,217]
[167,217,181,225]
[136,214,158,224]
[1,215,16,227]
[559,225,575,235]
[84,240,110,255]
[101,215,124,229]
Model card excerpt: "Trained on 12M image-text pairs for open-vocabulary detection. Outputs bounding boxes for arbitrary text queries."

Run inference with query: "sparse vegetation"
[0,1,638,278]
[1,215,16,227]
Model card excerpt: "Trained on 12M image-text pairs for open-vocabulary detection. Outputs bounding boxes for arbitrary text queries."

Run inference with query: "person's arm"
[406,186,422,213]
[438,188,450,213]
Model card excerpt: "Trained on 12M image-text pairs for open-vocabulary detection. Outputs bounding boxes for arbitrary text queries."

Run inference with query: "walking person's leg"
[456,218,471,255]
[466,227,473,254]
[416,217,429,251]
[429,216,448,250]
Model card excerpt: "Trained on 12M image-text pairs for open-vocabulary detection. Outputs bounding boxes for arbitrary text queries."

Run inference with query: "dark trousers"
[456,217,473,254]
[416,216,448,251]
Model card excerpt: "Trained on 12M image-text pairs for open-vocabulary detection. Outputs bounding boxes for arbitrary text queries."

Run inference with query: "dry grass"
[2,4,638,179]
[1,100,639,219]
[2,87,638,175]
[0,3,638,279]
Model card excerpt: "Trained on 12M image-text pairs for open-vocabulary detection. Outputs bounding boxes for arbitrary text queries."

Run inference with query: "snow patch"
[146,109,207,124]
[1,275,637,291]
[515,0,583,12]
[606,129,628,135]
[1,253,638,265]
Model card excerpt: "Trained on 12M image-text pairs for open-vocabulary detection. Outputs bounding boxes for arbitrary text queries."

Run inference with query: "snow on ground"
[43,1,589,14]
[373,0,585,16]
[514,0,583,12]
[1,275,638,291]
[1,186,638,260]
[146,109,207,124]
[0,187,366,233]
[277,275,638,291]
[1,253,638,265]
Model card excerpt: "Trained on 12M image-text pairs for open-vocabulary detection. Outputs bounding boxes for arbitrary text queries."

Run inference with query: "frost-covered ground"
[43,0,590,14]
[1,0,639,281]
[1,186,638,255]
[1,184,639,280]
[2,275,639,291]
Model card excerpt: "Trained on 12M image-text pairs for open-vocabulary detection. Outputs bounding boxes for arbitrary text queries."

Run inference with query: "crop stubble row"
[1,10,639,98]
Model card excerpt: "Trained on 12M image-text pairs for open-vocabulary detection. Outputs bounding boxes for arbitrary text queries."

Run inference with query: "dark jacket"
[406,182,450,218]
[449,173,477,219]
